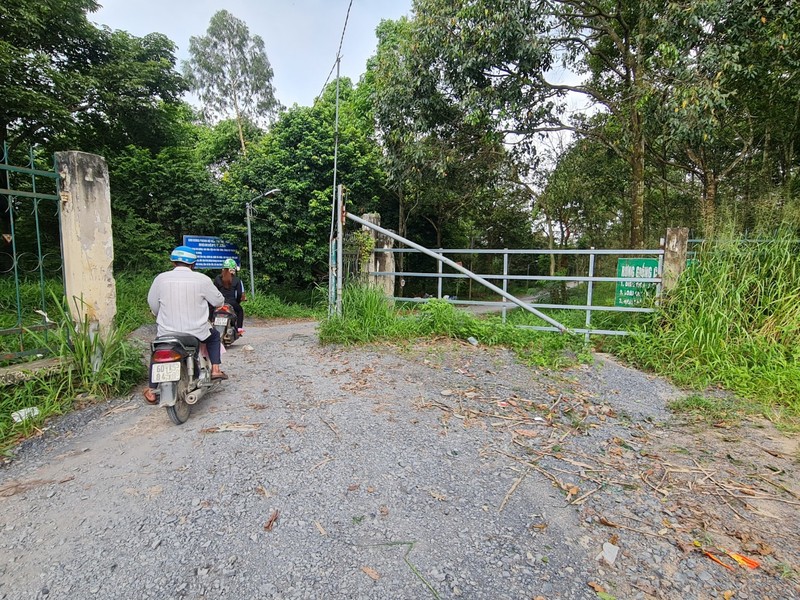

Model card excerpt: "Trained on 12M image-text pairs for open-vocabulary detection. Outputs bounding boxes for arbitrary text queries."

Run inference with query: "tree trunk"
[702,173,717,238]
[630,110,646,248]
[236,113,247,157]
[397,188,405,289]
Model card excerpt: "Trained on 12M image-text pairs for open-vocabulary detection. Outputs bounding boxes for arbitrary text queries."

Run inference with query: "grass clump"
[617,227,800,419]
[319,284,587,367]
[0,295,145,453]
[245,291,323,320]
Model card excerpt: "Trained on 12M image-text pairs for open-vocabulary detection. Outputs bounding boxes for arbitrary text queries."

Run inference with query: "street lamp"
[246,188,280,296]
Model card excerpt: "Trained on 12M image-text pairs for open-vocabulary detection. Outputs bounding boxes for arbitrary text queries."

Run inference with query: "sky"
[91,0,414,108]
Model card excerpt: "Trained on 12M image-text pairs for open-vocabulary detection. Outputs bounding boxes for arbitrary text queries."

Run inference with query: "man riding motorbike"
[213,258,246,335]
[143,246,228,404]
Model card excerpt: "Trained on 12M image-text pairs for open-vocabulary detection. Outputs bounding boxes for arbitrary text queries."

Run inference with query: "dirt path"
[0,321,798,599]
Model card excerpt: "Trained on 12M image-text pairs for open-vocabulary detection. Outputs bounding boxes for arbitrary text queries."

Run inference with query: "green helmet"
[223,258,237,270]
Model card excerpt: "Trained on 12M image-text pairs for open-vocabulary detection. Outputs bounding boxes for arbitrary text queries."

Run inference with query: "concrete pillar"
[360,212,395,299]
[361,213,380,285]
[56,152,116,338]
[374,231,396,300]
[662,227,689,292]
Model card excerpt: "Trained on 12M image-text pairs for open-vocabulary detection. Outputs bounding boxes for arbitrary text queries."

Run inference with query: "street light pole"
[245,188,280,297]
[246,201,255,297]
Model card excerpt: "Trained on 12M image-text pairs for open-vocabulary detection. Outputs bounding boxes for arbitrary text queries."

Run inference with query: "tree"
[183,10,278,156]
[0,0,186,153]
[369,16,526,262]
[646,0,800,235]
[408,0,668,247]
[219,79,388,288]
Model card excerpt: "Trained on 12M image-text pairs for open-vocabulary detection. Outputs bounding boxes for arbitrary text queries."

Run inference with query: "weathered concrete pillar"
[374,231,396,300]
[56,152,116,338]
[361,213,380,286]
[662,227,689,292]
[360,212,395,299]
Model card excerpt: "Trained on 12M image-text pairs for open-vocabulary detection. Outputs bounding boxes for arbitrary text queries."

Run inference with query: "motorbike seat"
[153,334,201,352]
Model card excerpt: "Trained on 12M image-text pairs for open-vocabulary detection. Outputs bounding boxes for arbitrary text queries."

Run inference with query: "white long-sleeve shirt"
[147,266,225,339]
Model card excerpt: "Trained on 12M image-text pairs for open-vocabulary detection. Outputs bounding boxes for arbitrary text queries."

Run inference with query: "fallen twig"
[598,516,664,539]
[320,417,340,439]
[570,485,602,505]
[499,468,529,512]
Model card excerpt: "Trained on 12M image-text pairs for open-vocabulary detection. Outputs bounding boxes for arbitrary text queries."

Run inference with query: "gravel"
[1,320,798,600]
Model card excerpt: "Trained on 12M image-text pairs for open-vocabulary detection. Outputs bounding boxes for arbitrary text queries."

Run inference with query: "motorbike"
[149,334,221,425]
[212,303,239,348]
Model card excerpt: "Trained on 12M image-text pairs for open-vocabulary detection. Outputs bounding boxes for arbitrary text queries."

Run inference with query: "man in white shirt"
[143,246,227,403]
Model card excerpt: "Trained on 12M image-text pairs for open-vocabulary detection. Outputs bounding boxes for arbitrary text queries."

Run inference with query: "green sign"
[615,258,659,307]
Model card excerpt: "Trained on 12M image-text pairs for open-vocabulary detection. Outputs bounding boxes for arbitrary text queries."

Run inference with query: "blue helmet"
[170,245,197,265]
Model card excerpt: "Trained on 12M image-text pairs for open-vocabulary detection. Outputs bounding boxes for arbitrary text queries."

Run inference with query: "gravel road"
[1,320,798,600]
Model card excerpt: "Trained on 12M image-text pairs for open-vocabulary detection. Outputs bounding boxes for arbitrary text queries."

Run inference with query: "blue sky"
[92,0,414,108]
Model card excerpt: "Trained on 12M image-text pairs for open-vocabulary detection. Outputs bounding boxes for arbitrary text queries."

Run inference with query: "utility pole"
[246,188,280,297]
[246,201,255,297]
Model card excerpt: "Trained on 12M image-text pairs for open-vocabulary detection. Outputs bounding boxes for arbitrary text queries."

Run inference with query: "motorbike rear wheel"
[166,371,190,425]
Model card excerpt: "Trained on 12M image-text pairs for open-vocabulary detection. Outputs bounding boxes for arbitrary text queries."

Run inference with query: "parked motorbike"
[149,335,221,425]
[212,303,239,348]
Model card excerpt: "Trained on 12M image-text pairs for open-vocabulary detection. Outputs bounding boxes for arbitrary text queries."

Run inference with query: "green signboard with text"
[614,258,659,307]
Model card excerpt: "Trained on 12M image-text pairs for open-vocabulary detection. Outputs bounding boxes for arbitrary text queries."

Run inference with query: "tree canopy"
[183,10,279,156]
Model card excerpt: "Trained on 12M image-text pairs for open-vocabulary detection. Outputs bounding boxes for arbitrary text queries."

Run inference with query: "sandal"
[143,388,158,404]
[211,372,228,381]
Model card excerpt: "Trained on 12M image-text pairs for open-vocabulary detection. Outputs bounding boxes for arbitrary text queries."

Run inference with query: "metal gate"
[0,145,63,362]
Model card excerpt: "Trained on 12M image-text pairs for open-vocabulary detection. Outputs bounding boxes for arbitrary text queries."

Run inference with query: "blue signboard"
[182,235,240,270]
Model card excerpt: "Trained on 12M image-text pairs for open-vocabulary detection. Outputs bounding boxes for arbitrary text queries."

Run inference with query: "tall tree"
[0,0,185,153]
[220,79,387,288]
[409,0,664,247]
[646,0,800,235]
[183,10,278,156]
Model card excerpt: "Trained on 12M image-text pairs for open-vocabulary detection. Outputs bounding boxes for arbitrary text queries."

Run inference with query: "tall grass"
[115,273,155,334]
[617,227,800,417]
[318,284,587,367]
[0,294,145,453]
[245,291,323,320]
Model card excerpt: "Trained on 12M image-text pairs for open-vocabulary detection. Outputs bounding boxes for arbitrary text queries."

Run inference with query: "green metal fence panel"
[0,144,62,363]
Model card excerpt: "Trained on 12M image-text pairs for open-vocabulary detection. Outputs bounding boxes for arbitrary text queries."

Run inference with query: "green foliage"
[245,293,322,320]
[0,0,186,152]
[319,286,586,368]
[183,10,277,155]
[114,273,156,334]
[617,228,800,418]
[219,80,388,287]
[369,14,534,251]
[0,293,145,452]
[319,285,416,344]
[108,137,222,272]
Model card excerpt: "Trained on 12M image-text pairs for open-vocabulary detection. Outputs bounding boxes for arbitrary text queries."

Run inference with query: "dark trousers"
[229,299,244,329]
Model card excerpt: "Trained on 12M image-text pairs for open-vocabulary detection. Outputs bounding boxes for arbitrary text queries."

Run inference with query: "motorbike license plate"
[151,362,181,383]
[214,317,228,326]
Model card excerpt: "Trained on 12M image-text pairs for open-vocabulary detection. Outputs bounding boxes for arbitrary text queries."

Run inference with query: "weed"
[618,226,800,421]
[319,285,588,370]
[0,294,144,452]
[668,394,746,423]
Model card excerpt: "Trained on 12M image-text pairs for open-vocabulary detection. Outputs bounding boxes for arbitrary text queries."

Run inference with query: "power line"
[316,0,354,100]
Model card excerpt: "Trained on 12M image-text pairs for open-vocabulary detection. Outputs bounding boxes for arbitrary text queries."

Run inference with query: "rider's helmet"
[223,258,237,270]
[170,245,197,265]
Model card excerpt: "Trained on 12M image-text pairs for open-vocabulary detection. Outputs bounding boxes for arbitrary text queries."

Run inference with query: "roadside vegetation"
[0,295,144,455]
[0,273,320,453]
[319,284,589,368]
[617,229,800,423]
[3,1,800,445]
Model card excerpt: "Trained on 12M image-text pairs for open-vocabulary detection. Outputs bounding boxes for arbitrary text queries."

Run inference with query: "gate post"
[662,227,689,292]
[360,212,395,299]
[56,152,116,338]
